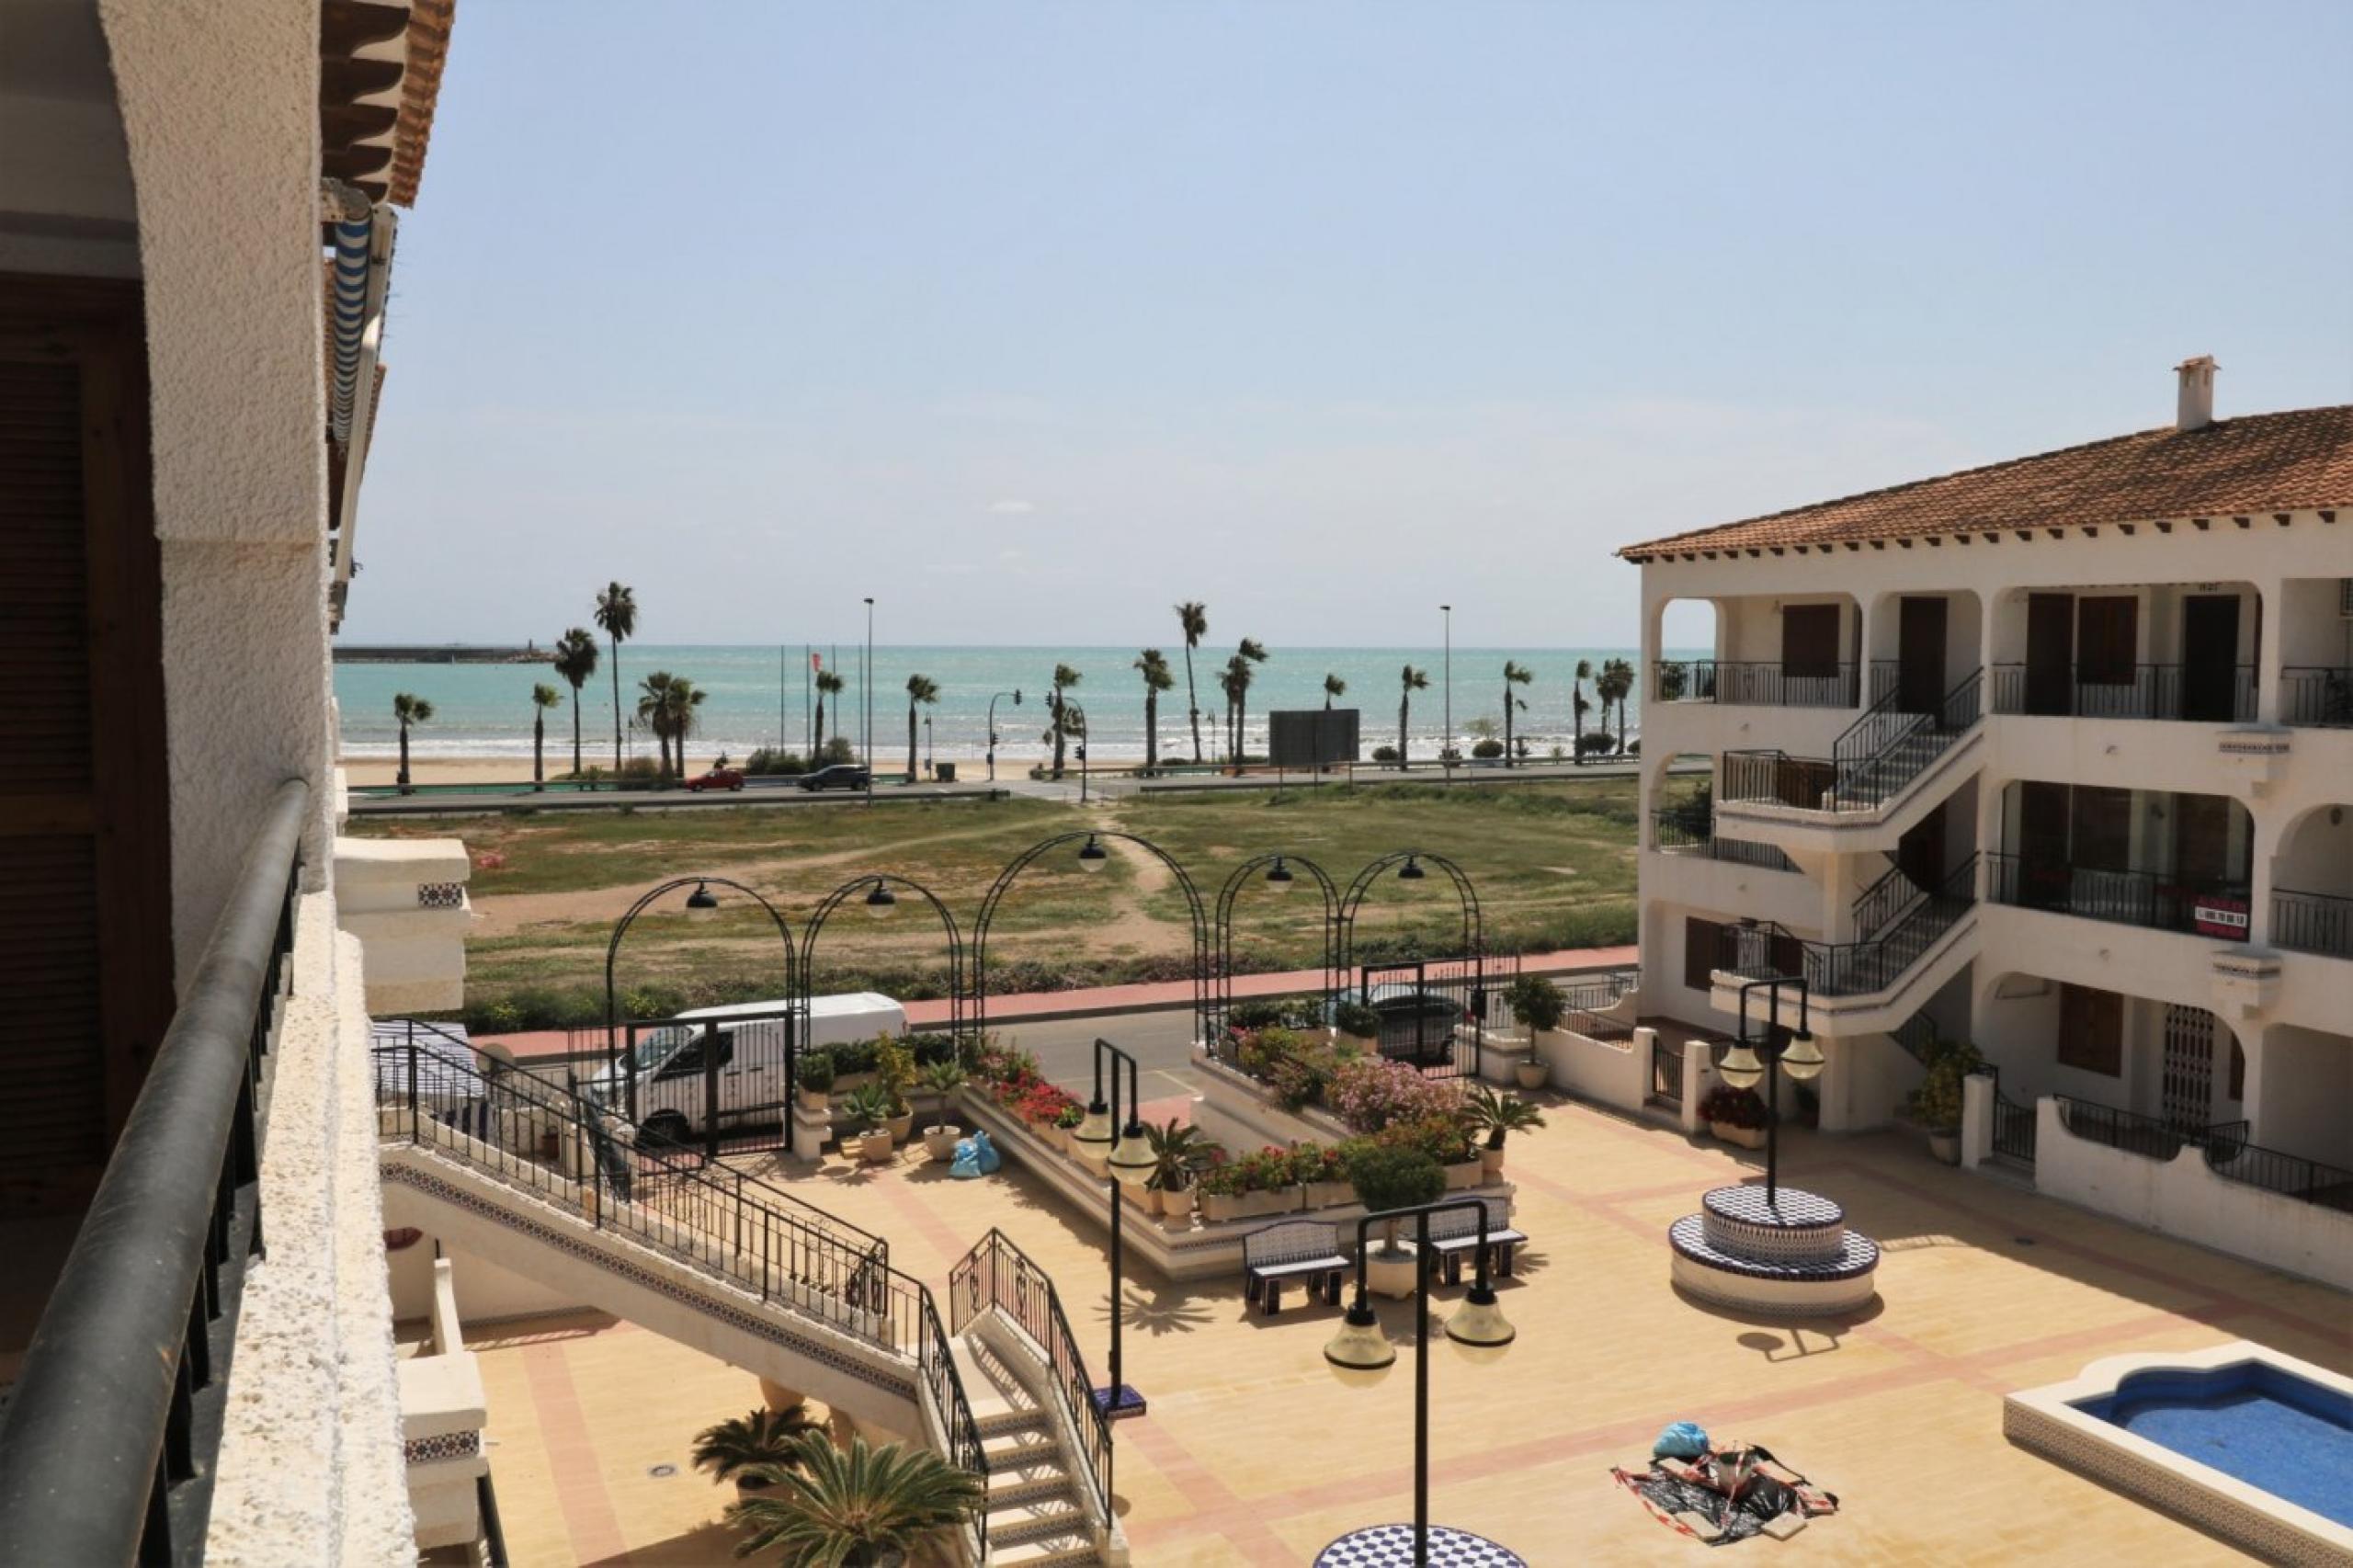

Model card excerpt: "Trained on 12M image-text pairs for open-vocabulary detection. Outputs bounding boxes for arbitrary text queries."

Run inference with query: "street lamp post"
[862,597,875,804]
[1066,701,1090,804]
[1440,604,1452,782]
[1716,976,1826,1208]
[923,714,933,780]
[1320,1198,1520,1568]
[1070,1037,1152,1426]
[985,689,1021,782]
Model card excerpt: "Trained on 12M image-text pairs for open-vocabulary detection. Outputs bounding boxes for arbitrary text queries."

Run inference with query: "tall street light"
[1717,976,1826,1208]
[986,689,1021,781]
[862,597,875,805]
[1066,701,1091,804]
[1440,604,1453,782]
[1070,1035,1152,1426]
[1321,1198,1521,1568]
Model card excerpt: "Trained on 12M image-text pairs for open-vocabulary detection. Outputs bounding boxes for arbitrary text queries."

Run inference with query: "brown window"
[2069,786,2132,873]
[2057,983,2123,1076]
[2076,597,2138,686]
[1684,917,1724,992]
[1780,603,1843,678]
[2228,1040,2245,1101]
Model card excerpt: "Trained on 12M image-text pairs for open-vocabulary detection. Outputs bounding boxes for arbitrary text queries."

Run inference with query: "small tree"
[529,681,562,790]
[904,673,938,781]
[1348,1144,1445,1256]
[1462,1083,1545,1153]
[1503,973,1564,1035]
[1501,660,1533,767]
[1396,665,1428,767]
[725,1433,983,1565]
[392,692,432,794]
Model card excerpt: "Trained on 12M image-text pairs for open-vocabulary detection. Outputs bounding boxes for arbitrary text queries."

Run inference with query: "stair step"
[987,1460,1073,1504]
[988,1494,1091,1544]
[952,1338,1044,1426]
[982,1425,1059,1464]
[990,1530,1101,1567]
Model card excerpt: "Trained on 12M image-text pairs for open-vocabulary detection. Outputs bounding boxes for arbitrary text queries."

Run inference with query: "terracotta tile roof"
[388,0,455,209]
[1618,403,2353,561]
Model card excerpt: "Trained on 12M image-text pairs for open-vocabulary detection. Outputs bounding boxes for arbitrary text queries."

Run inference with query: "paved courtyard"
[463,1091,2349,1565]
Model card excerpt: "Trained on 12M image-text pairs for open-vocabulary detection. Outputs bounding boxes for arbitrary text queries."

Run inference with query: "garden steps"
[952,1337,1045,1428]
[989,1528,1103,1567]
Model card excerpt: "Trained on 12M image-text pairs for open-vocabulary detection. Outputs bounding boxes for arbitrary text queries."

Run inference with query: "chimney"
[2176,355,2217,432]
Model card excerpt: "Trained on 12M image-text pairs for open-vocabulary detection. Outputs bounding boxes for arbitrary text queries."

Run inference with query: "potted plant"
[1143,1119,1218,1228]
[1461,1084,1546,1179]
[840,1084,897,1164]
[1699,1084,1768,1150]
[875,1033,917,1143]
[1052,1102,1086,1157]
[1905,1036,1983,1165]
[691,1403,822,1500]
[724,1432,984,1567]
[796,1051,835,1113]
[1349,1144,1447,1299]
[1292,1142,1354,1210]
[1195,1147,1300,1221]
[918,1059,964,1161]
[1335,999,1380,1049]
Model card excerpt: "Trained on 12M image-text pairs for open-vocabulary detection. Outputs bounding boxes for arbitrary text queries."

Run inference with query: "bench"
[1424,1198,1526,1286]
[1243,1221,1351,1317]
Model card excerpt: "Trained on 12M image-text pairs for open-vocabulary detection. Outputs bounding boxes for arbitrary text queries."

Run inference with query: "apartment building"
[1625,361,2352,1279]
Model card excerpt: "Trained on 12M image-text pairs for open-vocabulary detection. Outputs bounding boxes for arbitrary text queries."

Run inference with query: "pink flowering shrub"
[1329,1059,1462,1134]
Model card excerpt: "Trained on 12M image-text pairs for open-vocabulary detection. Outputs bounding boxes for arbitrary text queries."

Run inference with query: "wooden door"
[2016,781,2071,909]
[2172,794,2238,886]
[1898,597,1948,713]
[0,276,176,1212]
[2076,597,2139,712]
[1780,602,1844,702]
[1897,804,1946,892]
[2179,595,2241,722]
[2025,593,2075,715]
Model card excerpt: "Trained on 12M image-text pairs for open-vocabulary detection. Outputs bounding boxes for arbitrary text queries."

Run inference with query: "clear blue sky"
[347,1,2353,648]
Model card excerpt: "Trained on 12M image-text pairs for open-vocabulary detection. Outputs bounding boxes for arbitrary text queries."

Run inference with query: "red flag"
[810,652,823,671]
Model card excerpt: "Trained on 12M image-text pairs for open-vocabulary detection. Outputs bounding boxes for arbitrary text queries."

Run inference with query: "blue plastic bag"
[950,1129,1001,1179]
[1654,1421,1710,1460]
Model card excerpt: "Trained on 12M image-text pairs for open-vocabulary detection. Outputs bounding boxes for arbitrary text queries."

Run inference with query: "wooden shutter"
[2076,597,2137,686]
[2057,983,2122,1076]
[0,276,175,1211]
[1684,917,1723,992]
[1780,604,1842,678]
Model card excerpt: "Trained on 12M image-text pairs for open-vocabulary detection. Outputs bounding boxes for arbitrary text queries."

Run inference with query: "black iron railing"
[1989,663,2258,723]
[479,1472,511,1567]
[950,1228,1112,1529]
[2056,1097,2203,1161]
[2279,665,2353,728]
[1651,803,1711,849]
[1649,1035,1685,1105]
[1988,1072,2037,1165]
[1851,861,1924,942]
[1985,853,2250,940]
[1651,659,1859,709]
[2203,1132,2353,1212]
[1721,749,1839,810]
[1890,1010,1938,1064]
[1718,858,1976,998]
[1649,805,1799,872]
[2272,888,2353,959]
[1560,1001,1634,1043]
[1827,668,1984,812]
[0,778,309,1565]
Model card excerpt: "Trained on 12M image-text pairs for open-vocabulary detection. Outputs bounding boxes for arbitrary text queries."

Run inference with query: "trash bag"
[950,1129,1001,1179]
[1654,1422,1710,1460]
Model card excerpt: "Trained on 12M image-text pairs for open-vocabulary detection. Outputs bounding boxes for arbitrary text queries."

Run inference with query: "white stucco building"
[1624,362,2353,1281]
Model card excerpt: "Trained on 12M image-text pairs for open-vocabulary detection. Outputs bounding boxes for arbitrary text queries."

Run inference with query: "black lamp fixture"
[1077,834,1109,874]
[684,881,720,915]
[1397,856,1427,882]
[1265,856,1296,894]
[862,879,897,920]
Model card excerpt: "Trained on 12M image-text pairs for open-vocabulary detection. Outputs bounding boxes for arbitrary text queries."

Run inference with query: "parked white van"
[587,993,906,1146]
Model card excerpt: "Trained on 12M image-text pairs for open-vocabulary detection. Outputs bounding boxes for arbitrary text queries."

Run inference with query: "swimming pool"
[2006,1343,2353,1566]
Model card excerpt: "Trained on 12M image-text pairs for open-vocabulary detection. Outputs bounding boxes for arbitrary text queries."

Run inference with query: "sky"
[345,1,2353,650]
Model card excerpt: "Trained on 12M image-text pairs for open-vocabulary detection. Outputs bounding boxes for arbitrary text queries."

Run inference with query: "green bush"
[1575,731,1618,756]
[742,746,806,776]
[1348,1145,1445,1218]
[1472,738,1505,759]
[1370,744,1401,763]
[1503,973,1564,1034]
[797,1051,836,1093]
[1334,1000,1380,1038]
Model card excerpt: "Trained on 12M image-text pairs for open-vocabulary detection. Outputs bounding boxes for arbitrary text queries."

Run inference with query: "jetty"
[332,643,553,665]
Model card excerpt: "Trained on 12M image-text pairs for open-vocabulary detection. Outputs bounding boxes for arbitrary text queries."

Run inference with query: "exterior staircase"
[958,1337,1107,1565]
[1718,671,1985,852]
[1712,856,1980,1038]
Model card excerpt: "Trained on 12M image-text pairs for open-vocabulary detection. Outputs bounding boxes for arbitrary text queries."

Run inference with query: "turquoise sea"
[335,644,1689,763]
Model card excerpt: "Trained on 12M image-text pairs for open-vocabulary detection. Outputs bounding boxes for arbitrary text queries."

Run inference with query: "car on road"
[683,767,745,792]
[581,994,908,1149]
[797,764,870,791]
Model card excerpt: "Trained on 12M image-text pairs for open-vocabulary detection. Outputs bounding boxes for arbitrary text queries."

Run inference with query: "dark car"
[797,764,870,791]
[683,767,745,792]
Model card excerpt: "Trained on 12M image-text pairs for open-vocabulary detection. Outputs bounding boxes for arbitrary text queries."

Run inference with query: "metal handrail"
[0,778,310,1565]
[949,1228,1114,1530]
[1988,662,2258,722]
[2271,887,2353,959]
[1718,856,1977,998]
[2202,1132,2353,1210]
[1828,667,1983,811]
[1650,659,1859,709]
[1985,853,2250,937]
[2279,665,2353,728]
[1850,861,1924,940]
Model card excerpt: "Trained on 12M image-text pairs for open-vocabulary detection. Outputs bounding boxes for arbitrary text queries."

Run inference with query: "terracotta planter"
[921,1125,961,1162]
[1479,1144,1506,1181]
[1443,1159,1483,1190]
[1711,1121,1766,1150]
[1514,1059,1549,1091]
[1927,1131,1961,1165]
[1199,1190,1243,1224]
[1302,1179,1353,1211]
[856,1130,895,1164]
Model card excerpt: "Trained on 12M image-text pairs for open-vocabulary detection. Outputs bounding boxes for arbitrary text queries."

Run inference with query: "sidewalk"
[473,944,1639,1059]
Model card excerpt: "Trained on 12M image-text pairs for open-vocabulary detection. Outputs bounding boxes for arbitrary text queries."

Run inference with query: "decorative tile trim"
[1668,1216,1880,1282]
[381,1160,916,1399]
[404,1429,481,1464]
[416,881,467,909]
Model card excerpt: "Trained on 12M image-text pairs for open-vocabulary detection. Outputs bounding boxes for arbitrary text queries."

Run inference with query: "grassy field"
[345,779,1641,1029]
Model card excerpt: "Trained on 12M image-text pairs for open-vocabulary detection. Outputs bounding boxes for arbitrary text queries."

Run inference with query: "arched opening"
[1989,781,2252,937]
[1208,853,1341,1060]
[1977,971,2246,1132]
[971,832,1209,1045]
[1647,597,1722,722]
[1338,852,1483,1078]
[2270,802,2351,958]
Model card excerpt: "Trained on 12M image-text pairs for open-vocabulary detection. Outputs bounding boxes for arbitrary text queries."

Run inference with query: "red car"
[683,767,745,792]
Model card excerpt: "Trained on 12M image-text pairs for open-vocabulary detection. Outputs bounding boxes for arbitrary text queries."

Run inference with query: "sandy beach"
[337,749,1156,788]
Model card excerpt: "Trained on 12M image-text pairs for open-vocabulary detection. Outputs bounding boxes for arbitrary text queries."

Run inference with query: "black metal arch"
[800,873,966,1043]
[972,832,1210,1045]
[604,874,798,1057]
[1337,850,1483,967]
[1211,853,1341,1052]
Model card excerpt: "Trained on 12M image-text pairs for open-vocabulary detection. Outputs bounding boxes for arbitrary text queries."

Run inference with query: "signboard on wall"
[2191,896,2250,940]
[1268,709,1359,768]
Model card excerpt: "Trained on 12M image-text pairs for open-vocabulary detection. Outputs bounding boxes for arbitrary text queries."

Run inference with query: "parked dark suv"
[797,764,870,791]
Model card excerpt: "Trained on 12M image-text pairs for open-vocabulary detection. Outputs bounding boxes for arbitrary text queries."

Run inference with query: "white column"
[1680,1039,1717,1136]
[1961,1071,1995,1169]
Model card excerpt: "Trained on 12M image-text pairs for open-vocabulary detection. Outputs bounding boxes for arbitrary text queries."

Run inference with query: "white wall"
[2249,1024,2353,1167]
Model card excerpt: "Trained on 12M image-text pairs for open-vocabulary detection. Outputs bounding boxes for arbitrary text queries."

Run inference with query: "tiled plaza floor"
[461,1094,2349,1565]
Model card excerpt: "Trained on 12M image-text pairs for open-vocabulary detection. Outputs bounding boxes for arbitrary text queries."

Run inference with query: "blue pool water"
[2076,1362,2353,1528]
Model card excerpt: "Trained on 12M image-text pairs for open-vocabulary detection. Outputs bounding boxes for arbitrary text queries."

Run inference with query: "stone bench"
[1423,1197,1526,1285]
[1243,1221,1350,1317]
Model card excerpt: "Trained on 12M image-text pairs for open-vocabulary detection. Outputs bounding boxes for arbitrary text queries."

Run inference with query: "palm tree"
[636,671,676,781]
[1396,665,1427,767]
[904,673,938,781]
[724,1433,983,1566]
[814,669,846,756]
[1502,660,1533,767]
[1046,664,1081,777]
[1134,649,1174,771]
[1175,601,1208,763]
[1219,655,1251,767]
[392,693,432,794]
[1597,657,1636,756]
[1571,657,1594,765]
[594,582,638,773]
[1323,672,1347,710]
[692,1403,824,1494]
[664,676,708,776]
[551,628,598,777]
[530,682,562,790]
[1230,637,1267,765]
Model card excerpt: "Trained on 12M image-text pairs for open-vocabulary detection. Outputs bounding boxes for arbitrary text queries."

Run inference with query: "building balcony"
[1651,659,1859,710]
[1648,805,1799,872]
[2279,665,2353,728]
[2272,888,2353,960]
[1984,852,2250,940]
[1988,662,2257,724]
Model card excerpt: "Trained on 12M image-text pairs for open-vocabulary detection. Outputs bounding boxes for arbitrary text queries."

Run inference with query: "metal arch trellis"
[972,831,1211,1047]
[1211,853,1342,1054]
[1338,850,1487,1074]
[604,875,799,1061]
[799,873,966,1046]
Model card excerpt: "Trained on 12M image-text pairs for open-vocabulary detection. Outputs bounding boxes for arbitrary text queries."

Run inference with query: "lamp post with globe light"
[1715,976,1825,1208]
[1069,1036,1153,1428]
[986,689,1020,782]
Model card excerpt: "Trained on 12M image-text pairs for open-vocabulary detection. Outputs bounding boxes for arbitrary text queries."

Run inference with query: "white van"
[587,993,906,1146]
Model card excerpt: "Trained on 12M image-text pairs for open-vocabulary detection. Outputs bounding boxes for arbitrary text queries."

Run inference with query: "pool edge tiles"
[2005,1341,2353,1568]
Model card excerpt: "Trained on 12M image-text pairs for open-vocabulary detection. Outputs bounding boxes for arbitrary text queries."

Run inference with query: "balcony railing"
[1988,663,2257,722]
[2279,665,2353,728]
[2272,888,2353,959]
[1722,670,1983,817]
[2055,1102,2353,1212]
[1652,659,1859,709]
[1985,852,2250,940]
[1648,805,1799,872]
[0,779,309,1564]
[1715,857,1976,998]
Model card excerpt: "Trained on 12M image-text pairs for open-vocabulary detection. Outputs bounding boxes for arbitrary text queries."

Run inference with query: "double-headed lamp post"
[1321,1198,1519,1568]
[986,689,1021,782]
[1716,976,1825,1208]
[1070,1034,1151,1425]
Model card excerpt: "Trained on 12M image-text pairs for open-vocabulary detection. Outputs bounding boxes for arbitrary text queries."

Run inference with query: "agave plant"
[692,1403,823,1493]
[724,1432,983,1566]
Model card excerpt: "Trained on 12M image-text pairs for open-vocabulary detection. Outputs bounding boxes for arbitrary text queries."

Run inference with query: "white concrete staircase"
[956,1337,1106,1566]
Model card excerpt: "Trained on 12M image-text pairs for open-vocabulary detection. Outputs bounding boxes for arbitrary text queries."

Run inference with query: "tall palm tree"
[1396,665,1427,767]
[1175,601,1208,763]
[636,671,676,781]
[1323,672,1347,710]
[1597,657,1636,756]
[530,682,562,790]
[392,692,432,794]
[664,676,708,775]
[1134,649,1174,771]
[814,669,846,755]
[551,628,599,777]
[1046,664,1082,777]
[594,582,638,773]
[904,673,938,781]
[1571,657,1594,765]
[1229,637,1267,764]
[1502,660,1533,767]
[1220,655,1252,767]
[723,1433,983,1567]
